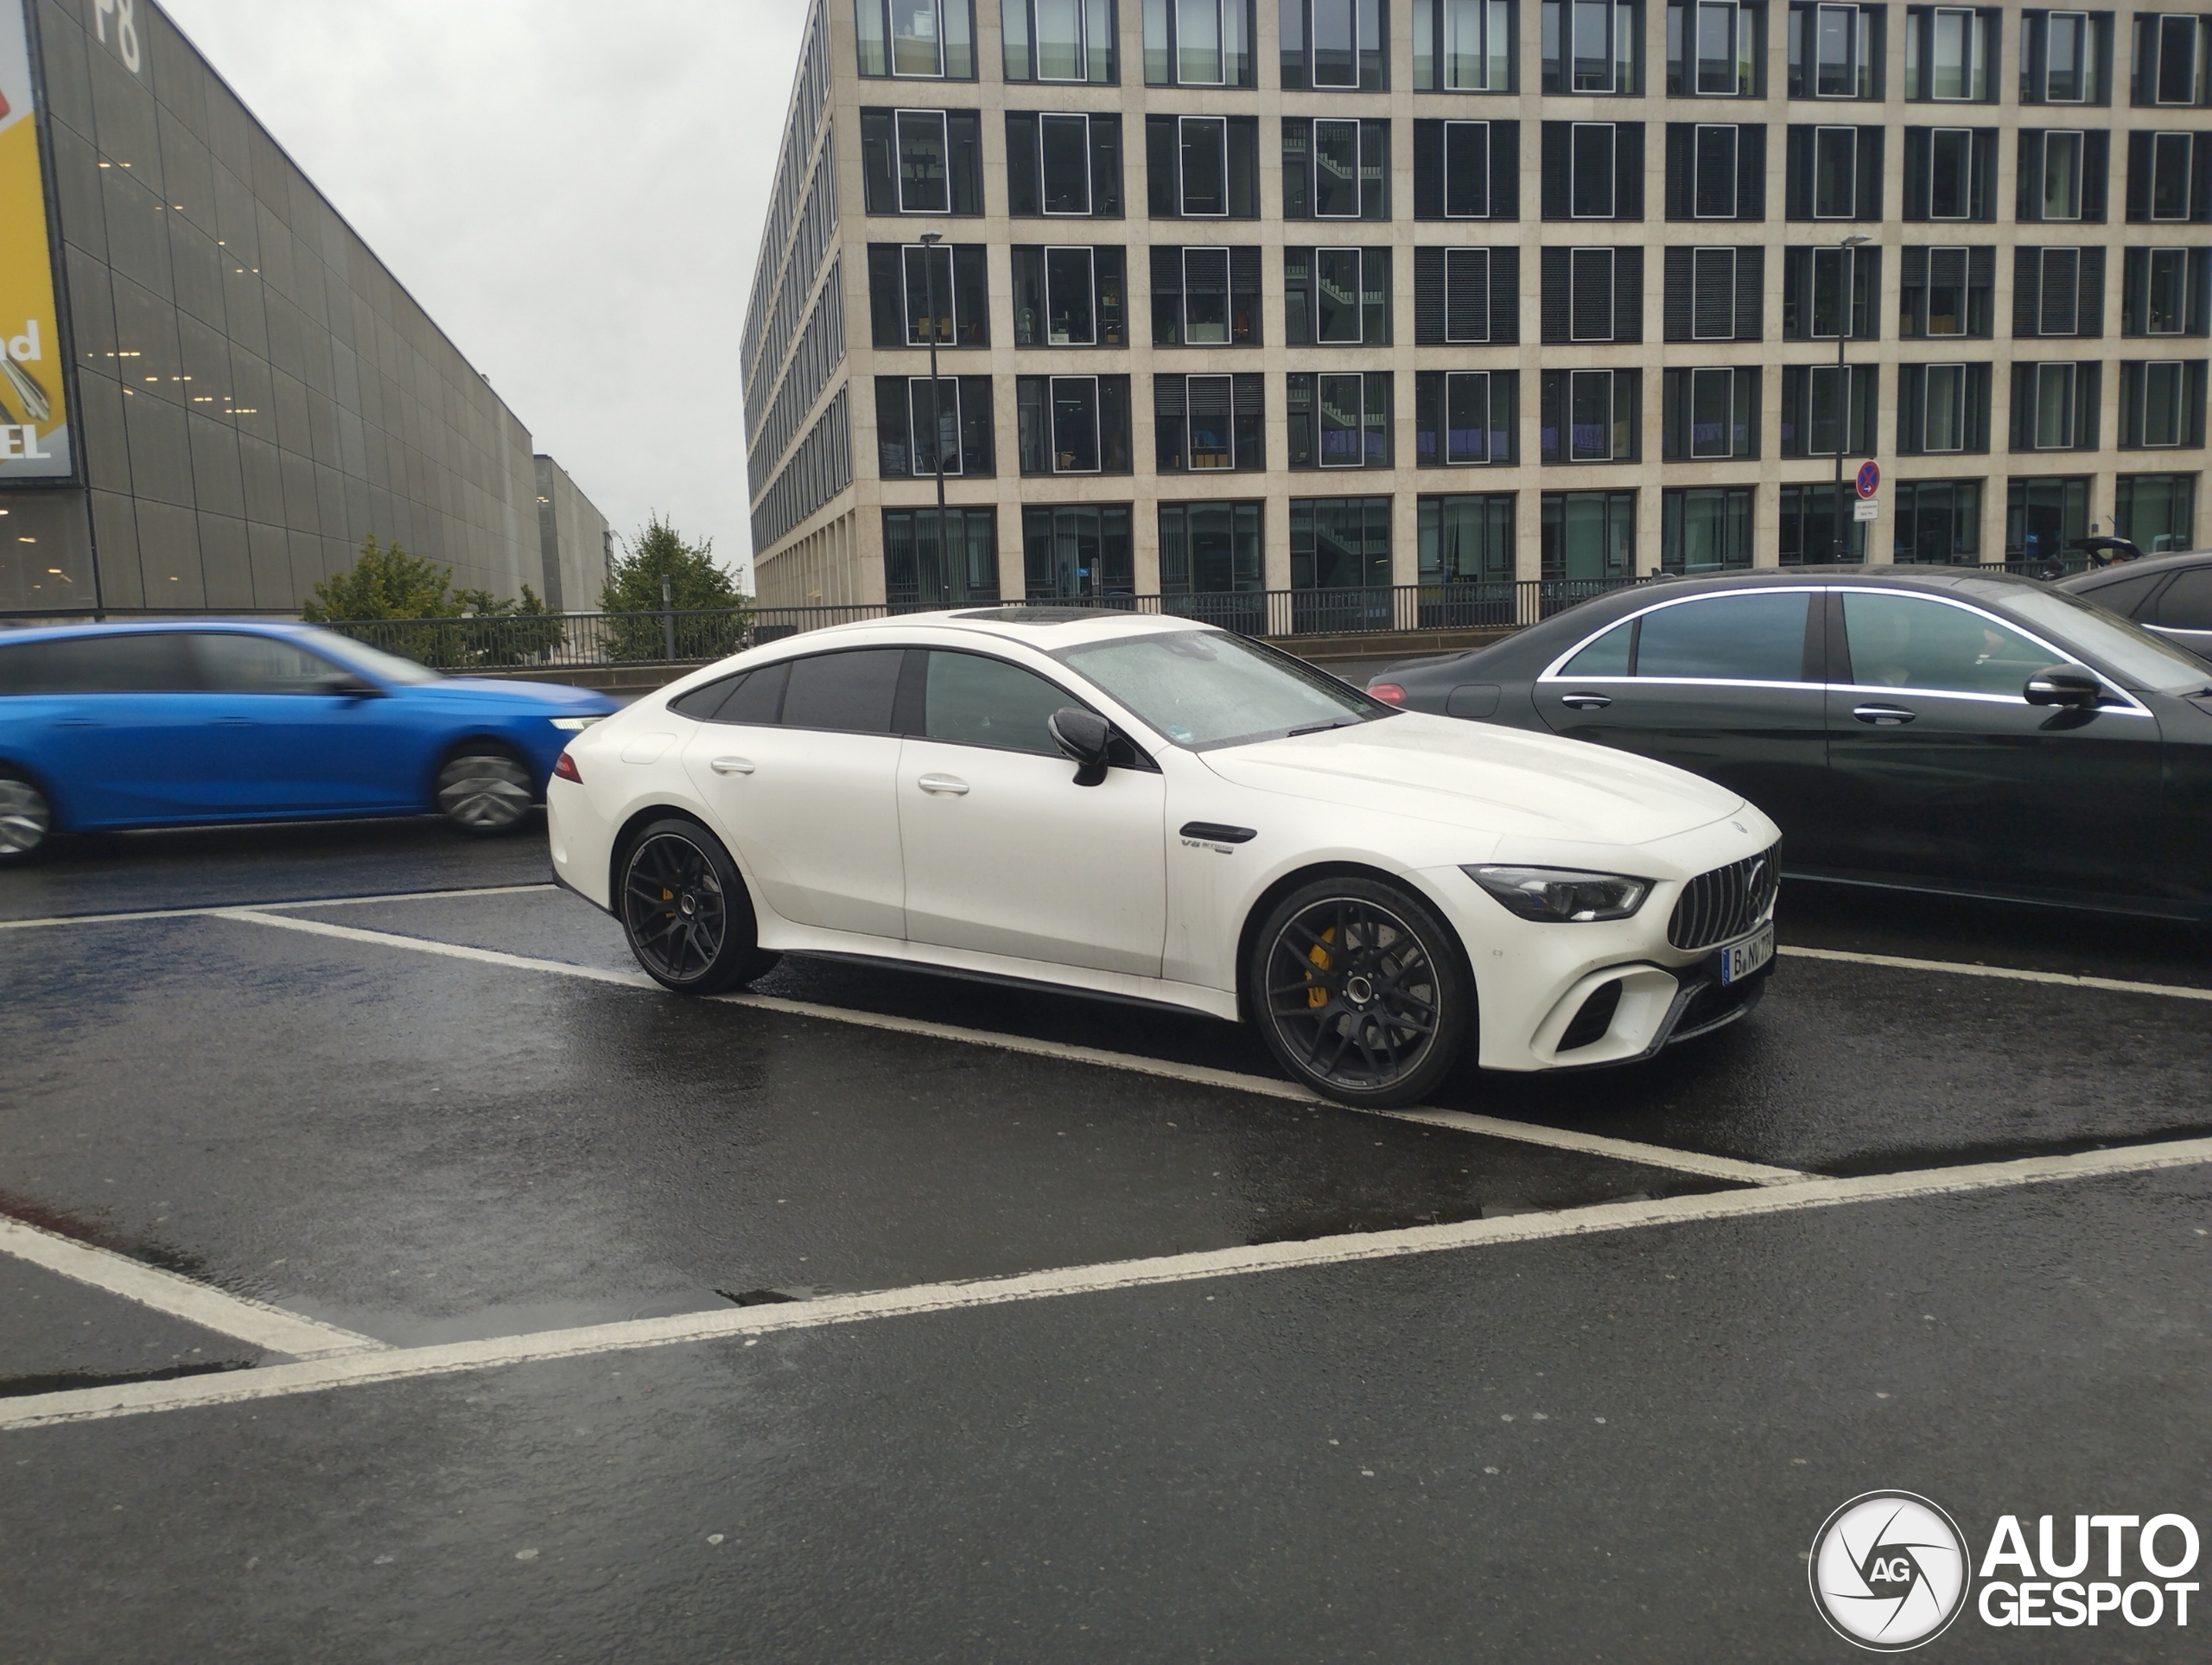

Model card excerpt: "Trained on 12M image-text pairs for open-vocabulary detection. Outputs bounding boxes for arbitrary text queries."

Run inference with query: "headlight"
[1465,865,1652,923]
[549,716,604,732]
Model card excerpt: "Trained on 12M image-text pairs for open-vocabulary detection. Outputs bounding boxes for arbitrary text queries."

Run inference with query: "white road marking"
[1778,944,2212,1003]
[0,1215,387,1362]
[0,883,556,932]
[214,910,1802,1185]
[3,1135,2204,1433]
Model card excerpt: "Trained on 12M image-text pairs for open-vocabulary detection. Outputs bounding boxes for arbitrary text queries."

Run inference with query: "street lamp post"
[918,231,950,604]
[1830,232,1872,563]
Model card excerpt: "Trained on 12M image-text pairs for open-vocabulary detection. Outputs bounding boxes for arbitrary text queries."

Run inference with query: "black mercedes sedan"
[1367,569,2212,919]
[2058,550,2212,662]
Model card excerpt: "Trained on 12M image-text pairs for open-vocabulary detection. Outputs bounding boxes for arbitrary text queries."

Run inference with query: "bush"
[303,537,568,668]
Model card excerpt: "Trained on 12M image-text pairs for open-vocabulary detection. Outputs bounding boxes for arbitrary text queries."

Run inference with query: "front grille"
[1667,844,1780,951]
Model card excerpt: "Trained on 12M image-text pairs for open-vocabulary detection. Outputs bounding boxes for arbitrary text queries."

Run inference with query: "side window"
[779,650,906,733]
[1559,618,1634,674]
[2073,569,2165,620]
[194,633,343,693]
[922,651,1082,753]
[1634,593,1809,679]
[2153,565,2212,628]
[19,633,200,693]
[669,672,747,720]
[1840,593,2050,696]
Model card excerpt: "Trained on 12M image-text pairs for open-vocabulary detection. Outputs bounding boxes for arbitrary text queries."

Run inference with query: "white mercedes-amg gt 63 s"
[547,608,1782,1108]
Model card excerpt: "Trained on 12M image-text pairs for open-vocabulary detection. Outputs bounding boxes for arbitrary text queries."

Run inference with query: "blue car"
[0,620,617,860]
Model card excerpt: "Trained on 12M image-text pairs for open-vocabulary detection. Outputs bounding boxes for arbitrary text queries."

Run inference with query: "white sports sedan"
[546,608,1782,1108]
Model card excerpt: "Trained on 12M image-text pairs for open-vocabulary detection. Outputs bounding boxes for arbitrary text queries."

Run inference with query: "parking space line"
[0,883,556,932]
[1777,944,2212,1002]
[3,1134,2204,1433]
[0,1215,389,1362]
[214,909,1805,1186]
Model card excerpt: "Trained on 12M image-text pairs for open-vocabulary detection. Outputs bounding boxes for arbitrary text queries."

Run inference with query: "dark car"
[1367,569,2212,918]
[2058,549,2212,662]
[0,620,616,861]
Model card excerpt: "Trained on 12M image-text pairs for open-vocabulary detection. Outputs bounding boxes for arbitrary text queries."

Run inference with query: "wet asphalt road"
[2,813,2209,1662]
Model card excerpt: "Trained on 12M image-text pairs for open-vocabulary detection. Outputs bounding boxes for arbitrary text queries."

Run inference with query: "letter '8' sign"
[94,0,143,74]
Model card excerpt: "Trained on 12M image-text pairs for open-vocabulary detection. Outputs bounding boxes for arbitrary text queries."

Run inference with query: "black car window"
[1841,594,2048,697]
[923,651,1080,756]
[1559,620,1633,677]
[669,672,744,720]
[1634,594,1808,683]
[779,649,904,734]
[0,633,199,694]
[2153,567,2212,631]
[2074,570,2165,620]
[194,632,343,693]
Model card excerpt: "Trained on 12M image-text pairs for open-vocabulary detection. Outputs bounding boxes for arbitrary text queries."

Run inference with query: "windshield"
[1054,629,1387,749]
[311,631,445,686]
[1993,586,2212,695]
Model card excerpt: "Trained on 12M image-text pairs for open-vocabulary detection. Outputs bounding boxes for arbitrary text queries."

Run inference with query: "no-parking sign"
[1856,460,1881,499]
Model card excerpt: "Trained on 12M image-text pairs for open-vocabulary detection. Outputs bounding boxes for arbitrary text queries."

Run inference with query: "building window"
[2123,245,2209,336]
[1414,0,1518,89]
[1902,126,1997,220]
[1003,0,1119,81]
[1415,245,1521,342]
[1787,3,1879,99]
[2135,12,2212,106]
[1539,245,1643,342]
[1015,375,1135,472]
[2006,474,2091,560]
[859,109,985,215]
[1414,119,1522,219]
[1900,245,1993,338]
[1415,370,1520,464]
[1541,0,1643,94]
[1005,112,1123,216]
[1010,245,1128,346]
[1666,0,1765,97]
[1021,504,1134,598]
[1150,246,1263,345]
[1541,491,1637,580]
[1281,0,1390,89]
[1159,502,1265,621]
[2020,10,2109,105]
[1785,123,1885,217]
[2113,473,2196,549]
[1540,369,1641,462]
[856,0,979,78]
[2008,361,2101,451]
[1891,479,1981,563]
[1146,116,1262,217]
[1419,494,1516,588]
[1286,372,1394,468]
[1154,372,1266,469]
[1282,118,1391,219]
[1903,6,1996,102]
[1289,498,1393,605]
[1144,0,1259,84]
[1661,486,1755,571]
[867,244,990,347]
[1778,363,1875,454]
[1778,482,1868,562]
[2129,130,2209,222]
[2012,245,2105,340]
[1897,361,1992,453]
[883,508,1000,607]
[1664,122,1765,219]
[1660,365,1759,457]
[1663,245,1762,340]
[1284,246,1393,344]
[875,375,996,476]
[1781,245,1878,340]
[1541,120,1646,219]
[2120,359,2208,447]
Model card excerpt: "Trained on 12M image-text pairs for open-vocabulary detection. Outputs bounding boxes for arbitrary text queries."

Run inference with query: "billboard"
[0,0,71,480]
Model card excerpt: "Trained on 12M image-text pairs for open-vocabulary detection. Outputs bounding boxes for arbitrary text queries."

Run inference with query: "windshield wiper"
[1286,716,1365,737]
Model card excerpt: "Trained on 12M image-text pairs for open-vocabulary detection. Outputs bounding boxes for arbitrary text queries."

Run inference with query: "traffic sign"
[1855,460,1880,499]
[1853,498,1879,522]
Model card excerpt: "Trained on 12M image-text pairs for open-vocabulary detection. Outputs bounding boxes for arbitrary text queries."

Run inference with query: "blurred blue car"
[0,620,616,861]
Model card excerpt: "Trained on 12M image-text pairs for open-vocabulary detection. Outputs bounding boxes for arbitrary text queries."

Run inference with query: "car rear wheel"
[435,748,534,835]
[620,817,781,995]
[1250,876,1471,1109]
[0,771,52,862]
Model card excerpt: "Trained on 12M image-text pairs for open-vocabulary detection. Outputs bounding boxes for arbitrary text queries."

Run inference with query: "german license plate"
[1716,922,1774,986]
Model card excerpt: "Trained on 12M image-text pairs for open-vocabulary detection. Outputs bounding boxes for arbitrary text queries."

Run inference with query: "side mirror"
[1048,706,1113,787]
[315,670,381,698]
[2024,664,2103,709]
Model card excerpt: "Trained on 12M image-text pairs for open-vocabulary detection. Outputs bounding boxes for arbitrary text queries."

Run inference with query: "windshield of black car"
[1993,586,2212,695]
[1053,629,1388,749]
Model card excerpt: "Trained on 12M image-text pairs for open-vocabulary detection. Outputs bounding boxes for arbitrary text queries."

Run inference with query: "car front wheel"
[620,817,781,995]
[435,748,534,835]
[1250,876,1471,1109]
[0,770,53,861]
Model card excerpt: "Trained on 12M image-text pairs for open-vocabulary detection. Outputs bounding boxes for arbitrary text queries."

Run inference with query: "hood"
[1199,712,1744,846]
[417,677,618,713]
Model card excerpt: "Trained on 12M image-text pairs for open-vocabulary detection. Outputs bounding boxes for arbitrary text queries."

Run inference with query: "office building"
[741,0,2212,616]
[533,454,613,613]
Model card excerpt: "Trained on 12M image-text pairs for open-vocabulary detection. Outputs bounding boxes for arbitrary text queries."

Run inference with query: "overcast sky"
[159,0,808,591]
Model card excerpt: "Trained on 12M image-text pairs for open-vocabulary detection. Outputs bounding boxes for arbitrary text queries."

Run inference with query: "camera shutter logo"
[1809,1492,1971,1651]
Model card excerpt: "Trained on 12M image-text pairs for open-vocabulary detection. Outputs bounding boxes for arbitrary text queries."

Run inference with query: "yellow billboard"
[0,0,71,480]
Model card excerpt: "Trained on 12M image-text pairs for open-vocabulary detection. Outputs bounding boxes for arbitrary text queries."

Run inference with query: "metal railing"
[323,578,1649,671]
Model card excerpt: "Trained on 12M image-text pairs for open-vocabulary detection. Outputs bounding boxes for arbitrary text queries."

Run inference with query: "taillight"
[552,752,582,783]
[1368,683,1406,705]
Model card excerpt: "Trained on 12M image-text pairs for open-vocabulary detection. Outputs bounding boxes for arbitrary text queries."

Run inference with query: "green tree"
[600,514,749,661]
[302,537,565,667]
[300,537,455,622]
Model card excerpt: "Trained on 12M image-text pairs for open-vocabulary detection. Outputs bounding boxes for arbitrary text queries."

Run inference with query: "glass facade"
[0,0,549,615]
[2114,470,2196,549]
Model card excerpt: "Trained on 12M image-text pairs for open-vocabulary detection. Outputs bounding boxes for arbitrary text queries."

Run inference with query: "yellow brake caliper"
[1306,927,1335,1007]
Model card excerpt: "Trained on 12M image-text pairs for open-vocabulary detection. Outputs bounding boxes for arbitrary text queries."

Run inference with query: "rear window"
[778,649,904,734]
[0,632,199,695]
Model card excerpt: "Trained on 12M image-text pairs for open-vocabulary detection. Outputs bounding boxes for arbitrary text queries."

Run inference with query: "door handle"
[916,772,969,796]
[1853,704,1917,727]
[709,756,755,775]
[51,719,98,729]
[1559,692,1612,710]
[215,718,255,728]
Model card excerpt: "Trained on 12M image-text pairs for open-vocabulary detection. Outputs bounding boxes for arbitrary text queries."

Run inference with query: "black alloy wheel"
[1250,876,1471,1108]
[435,748,535,835]
[620,817,780,995]
[0,770,53,861]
